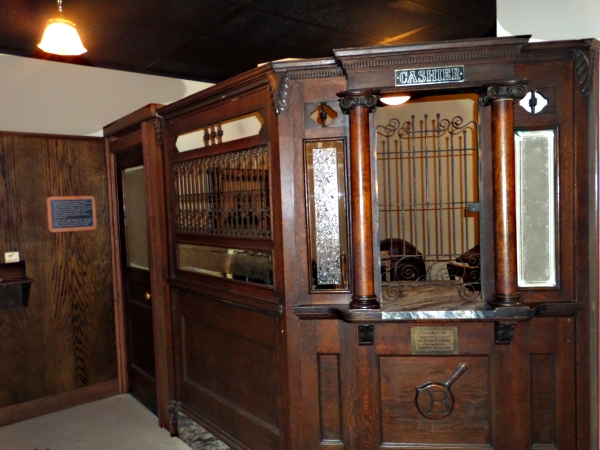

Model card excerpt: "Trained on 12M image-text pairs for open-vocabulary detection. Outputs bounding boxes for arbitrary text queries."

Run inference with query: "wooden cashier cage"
[104,36,599,449]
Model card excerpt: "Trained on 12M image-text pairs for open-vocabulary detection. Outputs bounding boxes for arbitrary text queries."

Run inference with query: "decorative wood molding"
[270,71,290,115]
[574,50,592,94]
[339,93,378,114]
[478,83,528,106]
[154,116,165,148]
[289,67,344,79]
[0,380,119,427]
[339,49,523,70]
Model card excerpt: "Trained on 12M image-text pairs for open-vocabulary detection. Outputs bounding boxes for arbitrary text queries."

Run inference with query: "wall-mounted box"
[0,262,33,309]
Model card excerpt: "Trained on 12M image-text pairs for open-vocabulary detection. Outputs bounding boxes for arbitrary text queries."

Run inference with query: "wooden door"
[116,147,157,414]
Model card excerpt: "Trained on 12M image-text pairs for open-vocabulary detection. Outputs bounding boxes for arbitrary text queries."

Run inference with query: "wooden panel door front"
[116,147,157,414]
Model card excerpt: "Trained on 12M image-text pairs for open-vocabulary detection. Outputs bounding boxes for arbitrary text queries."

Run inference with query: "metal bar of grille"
[376,113,480,300]
[173,146,271,237]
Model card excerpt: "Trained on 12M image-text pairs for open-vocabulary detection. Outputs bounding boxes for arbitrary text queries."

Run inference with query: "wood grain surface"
[0,132,117,412]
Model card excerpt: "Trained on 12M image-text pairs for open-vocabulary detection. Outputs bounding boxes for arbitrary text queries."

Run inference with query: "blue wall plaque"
[47,196,97,232]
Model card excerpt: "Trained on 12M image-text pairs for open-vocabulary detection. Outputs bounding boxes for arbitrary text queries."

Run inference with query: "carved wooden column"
[479,82,527,307]
[339,90,380,309]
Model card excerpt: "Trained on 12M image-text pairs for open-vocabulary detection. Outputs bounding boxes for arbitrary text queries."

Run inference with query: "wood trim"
[103,104,162,137]
[0,380,119,427]
[143,118,176,431]
[105,138,128,394]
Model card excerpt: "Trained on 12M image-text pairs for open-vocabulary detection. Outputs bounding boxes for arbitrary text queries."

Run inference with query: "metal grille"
[173,146,270,237]
[377,114,480,300]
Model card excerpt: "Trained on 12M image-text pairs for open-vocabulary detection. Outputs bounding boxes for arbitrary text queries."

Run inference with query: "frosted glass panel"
[515,130,556,287]
[122,165,149,270]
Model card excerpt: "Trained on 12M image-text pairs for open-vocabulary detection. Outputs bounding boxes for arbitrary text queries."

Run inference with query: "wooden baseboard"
[0,379,120,427]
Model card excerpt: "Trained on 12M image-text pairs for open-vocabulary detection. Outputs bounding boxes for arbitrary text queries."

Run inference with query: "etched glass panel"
[515,129,556,287]
[122,165,149,270]
[305,140,349,291]
[177,244,273,286]
[173,146,270,237]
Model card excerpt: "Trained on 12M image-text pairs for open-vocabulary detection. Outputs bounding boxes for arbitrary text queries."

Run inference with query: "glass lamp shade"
[380,95,411,106]
[38,18,87,55]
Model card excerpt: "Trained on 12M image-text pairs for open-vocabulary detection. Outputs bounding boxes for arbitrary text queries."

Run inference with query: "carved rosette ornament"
[339,93,379,114]
[478,83,527,106]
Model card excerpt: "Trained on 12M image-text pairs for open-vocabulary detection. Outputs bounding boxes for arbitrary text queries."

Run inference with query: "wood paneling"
[0,132,117,416]
[174,289,280,449]
[299,318,577,449]
[317,354,342,443]
[531,354,556,446]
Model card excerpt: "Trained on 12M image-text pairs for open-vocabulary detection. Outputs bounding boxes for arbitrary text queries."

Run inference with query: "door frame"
[105,111,175,432]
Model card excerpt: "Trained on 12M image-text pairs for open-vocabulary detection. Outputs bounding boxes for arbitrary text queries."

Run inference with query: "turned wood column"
[339,91,380,309]
[479,83,527,307]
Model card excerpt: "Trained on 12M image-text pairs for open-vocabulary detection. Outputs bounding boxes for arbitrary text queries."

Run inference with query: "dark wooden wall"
[0,132,118,424]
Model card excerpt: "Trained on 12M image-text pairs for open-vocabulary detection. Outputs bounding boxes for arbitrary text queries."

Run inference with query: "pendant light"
[38,0,87,56]
[380,95,411,106]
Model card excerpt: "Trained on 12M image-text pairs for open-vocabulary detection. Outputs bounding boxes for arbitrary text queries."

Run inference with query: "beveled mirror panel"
[177,244,273,286]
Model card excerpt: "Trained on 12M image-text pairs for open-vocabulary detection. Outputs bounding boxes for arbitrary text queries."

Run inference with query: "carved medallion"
[415,364,467,420]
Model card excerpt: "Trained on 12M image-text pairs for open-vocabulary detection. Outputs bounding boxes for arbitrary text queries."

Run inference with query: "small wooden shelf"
[0,262,34,309]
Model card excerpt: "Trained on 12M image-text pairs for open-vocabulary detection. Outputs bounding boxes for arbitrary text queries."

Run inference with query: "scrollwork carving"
[270,71,290,115]
[574,49,591,94]
[154,116,165,148]
[478,83,527,106]
[339,94,379,114]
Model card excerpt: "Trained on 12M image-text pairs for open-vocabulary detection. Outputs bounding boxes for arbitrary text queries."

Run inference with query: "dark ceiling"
[2,0,496,83]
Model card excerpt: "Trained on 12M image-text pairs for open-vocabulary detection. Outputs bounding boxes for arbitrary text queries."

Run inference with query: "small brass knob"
[144,292,152,301]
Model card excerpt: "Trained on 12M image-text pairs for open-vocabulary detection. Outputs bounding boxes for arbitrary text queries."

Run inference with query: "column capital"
[338,89,379,114]
[478,82,528,106]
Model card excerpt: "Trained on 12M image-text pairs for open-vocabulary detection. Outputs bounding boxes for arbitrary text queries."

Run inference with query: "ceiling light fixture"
[38,0,87,56]
[380,95,411,106]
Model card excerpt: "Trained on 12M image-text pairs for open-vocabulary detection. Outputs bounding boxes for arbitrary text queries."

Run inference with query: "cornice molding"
[289,67,344,79]
[339,49,522,70]
[269,67,344,115]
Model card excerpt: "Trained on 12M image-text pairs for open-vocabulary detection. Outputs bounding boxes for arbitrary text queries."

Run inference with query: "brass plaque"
[411,327,458,355]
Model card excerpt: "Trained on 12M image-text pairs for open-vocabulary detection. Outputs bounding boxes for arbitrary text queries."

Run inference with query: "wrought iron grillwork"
[173,146,270,237]
[377,114,480,300]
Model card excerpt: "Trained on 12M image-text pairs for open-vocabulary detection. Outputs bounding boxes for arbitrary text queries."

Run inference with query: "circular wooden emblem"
[415,382,455,420]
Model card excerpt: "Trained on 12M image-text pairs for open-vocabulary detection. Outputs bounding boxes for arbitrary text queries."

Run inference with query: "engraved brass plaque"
[411,327,458,355]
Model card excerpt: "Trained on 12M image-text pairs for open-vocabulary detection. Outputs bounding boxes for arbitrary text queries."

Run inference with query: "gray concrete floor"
[0,394,192,450]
